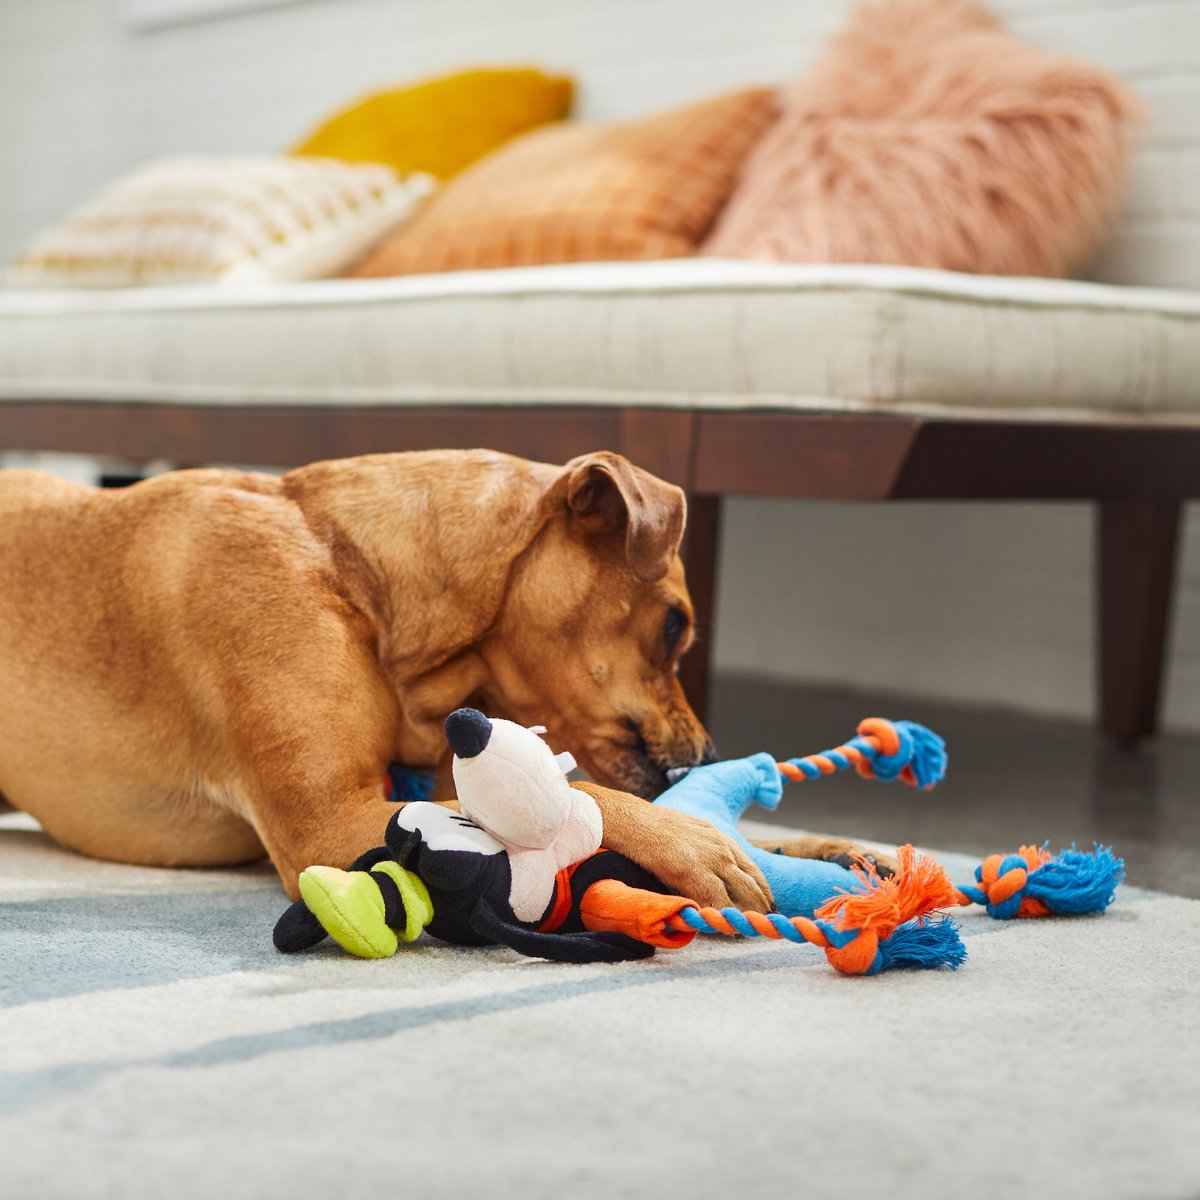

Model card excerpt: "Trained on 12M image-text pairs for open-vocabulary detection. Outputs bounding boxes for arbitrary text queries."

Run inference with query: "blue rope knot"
[957,852,1034,919]
[994,852,1034,917]
[865,721,915,783]
[865,720,947,789]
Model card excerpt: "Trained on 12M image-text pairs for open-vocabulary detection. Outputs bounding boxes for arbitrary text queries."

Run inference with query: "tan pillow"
[351,88,778,277]
[704,0,1142,277]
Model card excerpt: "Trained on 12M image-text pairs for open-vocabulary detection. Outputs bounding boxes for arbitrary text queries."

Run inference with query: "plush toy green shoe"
[276,861,433,957]
[297,865,400,958]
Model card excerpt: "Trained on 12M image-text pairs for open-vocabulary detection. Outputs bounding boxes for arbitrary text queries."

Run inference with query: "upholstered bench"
[3,258,1198,741]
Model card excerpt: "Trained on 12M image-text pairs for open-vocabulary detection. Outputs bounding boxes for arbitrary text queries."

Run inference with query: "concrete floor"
[709,673,1200,899]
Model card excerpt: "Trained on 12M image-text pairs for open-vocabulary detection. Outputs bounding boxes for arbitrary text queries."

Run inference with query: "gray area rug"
[2,810,1197,1200]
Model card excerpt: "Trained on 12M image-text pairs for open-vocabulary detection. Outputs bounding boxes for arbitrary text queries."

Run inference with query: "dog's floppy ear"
[553,452,686,583]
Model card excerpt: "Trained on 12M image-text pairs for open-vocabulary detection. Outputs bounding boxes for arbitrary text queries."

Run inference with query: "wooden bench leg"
[679,494,722,724]
[1097,499,1182,745]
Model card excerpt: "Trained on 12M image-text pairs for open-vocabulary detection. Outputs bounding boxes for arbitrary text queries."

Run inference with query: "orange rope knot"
[816,845,960,933]
[954,845,1054,918]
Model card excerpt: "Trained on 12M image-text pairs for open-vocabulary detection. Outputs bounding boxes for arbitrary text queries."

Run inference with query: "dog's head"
[476,451,713,797]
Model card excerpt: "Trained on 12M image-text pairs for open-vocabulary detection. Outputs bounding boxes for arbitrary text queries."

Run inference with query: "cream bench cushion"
[1,259,1198,423]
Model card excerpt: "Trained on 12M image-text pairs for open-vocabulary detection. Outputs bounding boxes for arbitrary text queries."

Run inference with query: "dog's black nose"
[445,708,492,759]
[699,740,720,766]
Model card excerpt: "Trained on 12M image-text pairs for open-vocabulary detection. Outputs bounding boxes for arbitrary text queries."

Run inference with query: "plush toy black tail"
[469,897,654,963]
[273,899,328,953]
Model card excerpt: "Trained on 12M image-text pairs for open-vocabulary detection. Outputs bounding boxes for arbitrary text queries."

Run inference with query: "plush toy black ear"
[387,813,492,893]
[385,818,423,862]
[469,897,655,964]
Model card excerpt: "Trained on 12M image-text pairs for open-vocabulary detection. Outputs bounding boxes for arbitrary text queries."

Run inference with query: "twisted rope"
[776,717,946,790]
[668,906,885,974]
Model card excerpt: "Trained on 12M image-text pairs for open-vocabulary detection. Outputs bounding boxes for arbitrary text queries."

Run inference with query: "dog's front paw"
[581,782,774,911]
[829,850,895,879]
[647,808,774,911]
[818,838,897,879]
[750,835,897,879]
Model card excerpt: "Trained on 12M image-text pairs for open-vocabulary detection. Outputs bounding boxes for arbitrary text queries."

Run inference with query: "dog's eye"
[663,607,688,656]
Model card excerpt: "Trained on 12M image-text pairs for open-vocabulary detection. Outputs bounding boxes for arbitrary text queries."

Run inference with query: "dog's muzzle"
[664,741,718,787]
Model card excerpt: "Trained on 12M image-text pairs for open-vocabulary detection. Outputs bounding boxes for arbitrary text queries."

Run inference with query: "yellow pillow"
[291,67,574,181]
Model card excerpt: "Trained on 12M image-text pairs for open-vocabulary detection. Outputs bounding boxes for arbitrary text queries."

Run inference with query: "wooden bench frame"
[3,399,1194,744]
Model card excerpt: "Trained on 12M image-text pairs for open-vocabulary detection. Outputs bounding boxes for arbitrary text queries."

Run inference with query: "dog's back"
[0,467,296,867]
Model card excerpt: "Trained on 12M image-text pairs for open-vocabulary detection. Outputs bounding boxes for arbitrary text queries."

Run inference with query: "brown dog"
[0,449,874,906]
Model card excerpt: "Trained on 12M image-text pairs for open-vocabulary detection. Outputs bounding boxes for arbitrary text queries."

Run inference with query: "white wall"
[715,500,1200,728]
[2,0,1199,728]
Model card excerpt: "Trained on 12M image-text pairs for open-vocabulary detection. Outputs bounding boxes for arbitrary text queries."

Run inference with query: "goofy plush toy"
[274,708,699,963]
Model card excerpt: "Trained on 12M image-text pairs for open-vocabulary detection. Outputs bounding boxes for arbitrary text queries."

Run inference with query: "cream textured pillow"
[9,156,434,288]
[704,0,1142,277]
[350,88,778,277]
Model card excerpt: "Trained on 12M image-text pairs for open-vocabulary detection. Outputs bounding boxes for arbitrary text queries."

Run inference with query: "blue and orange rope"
[954,843,1124,919]
[776,717,947,791]
[666,846,967,975]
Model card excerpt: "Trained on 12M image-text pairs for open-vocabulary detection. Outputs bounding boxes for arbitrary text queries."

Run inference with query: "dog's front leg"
[245,734,468,898]
[572,781,773,911]
[250,772,403,901]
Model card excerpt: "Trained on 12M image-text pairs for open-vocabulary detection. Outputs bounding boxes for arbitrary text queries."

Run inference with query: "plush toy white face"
[449,713,578,851]
[392,801,504,857]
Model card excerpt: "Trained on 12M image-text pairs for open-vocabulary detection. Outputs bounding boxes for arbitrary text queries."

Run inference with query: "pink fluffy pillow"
[704,0,1143,276]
